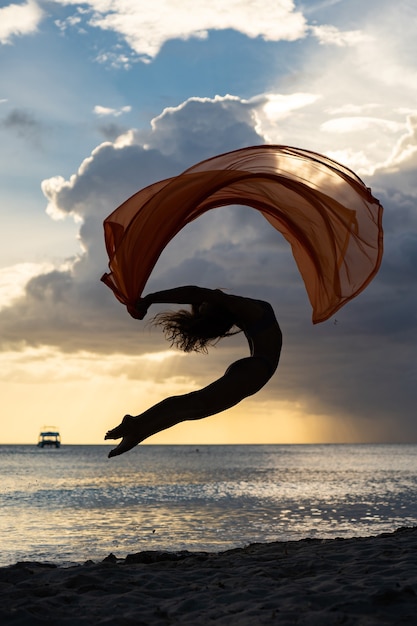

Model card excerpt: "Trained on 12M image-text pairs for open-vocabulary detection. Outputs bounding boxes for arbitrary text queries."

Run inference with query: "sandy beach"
[1,527,417,625]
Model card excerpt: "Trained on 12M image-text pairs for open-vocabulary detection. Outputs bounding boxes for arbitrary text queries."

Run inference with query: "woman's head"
[153,302,238,352]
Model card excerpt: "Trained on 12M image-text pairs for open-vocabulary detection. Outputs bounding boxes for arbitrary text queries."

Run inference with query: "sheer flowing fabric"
[101,145,383,323]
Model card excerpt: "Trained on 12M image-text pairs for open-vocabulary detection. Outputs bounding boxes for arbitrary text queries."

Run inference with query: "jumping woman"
[105,286,282,457]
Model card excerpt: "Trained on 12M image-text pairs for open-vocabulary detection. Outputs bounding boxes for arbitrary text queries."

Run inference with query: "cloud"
[57,0,307,60]
[310,24,372,47]
[0,262,54,311]
[379,114,417,172]
[94,47,137,69]
[148,95,263,162]
[321,117,404,135]
[1,108,43,145]
[260,93,320,121]
[41,135,180,223]
[0,96,265,356]
[93,105,132,117]
[1,91,416,436]
[0,0,43,44]
[325,104,382,116]
[251,92,321,144]
[54,9,84,33]
[1,0,416,443]
[254,2,417,175]
[97,122,128,142]
[0,345,184,384]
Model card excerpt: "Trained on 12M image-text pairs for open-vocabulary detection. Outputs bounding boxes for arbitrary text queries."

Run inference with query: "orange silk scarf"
[101,145,383,323]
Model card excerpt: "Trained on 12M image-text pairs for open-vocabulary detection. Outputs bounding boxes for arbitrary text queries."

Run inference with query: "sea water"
[0,444,416,566]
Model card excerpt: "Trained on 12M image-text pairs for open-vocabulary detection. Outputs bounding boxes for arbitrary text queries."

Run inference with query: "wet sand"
[1,526,417,625]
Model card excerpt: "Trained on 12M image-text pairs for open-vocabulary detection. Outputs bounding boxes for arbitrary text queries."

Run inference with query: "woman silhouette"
[105,286,282,457]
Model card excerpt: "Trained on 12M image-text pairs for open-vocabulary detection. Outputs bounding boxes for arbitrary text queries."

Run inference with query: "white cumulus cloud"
[0,262,54,310]
[57,0,307,60]
[93,105,132,117]
[0,0,43,44]
[310,24,372,47]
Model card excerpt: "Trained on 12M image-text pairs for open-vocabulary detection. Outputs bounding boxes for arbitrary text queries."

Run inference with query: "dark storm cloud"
[277,173,417,438]
[0,97,265,353]
[0,94,416,438]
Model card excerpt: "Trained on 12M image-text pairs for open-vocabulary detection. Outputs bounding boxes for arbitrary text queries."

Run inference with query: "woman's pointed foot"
[107,433,142,458]
[105,414,136,440]
[105,415,142,458]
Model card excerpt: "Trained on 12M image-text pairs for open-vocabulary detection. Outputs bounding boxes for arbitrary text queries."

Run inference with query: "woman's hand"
[128,297,150,320]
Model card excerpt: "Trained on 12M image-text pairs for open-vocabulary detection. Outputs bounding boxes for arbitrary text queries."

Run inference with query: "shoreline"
[1,527,417,624]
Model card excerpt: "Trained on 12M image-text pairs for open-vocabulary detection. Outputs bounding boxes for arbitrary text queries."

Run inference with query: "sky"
[0,0,416,445]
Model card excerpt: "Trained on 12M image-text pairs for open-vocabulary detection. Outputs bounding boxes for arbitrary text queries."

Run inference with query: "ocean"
[1,444,416,567]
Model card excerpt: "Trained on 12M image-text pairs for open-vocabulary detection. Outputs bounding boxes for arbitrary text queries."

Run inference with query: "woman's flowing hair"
[153,304,239,353]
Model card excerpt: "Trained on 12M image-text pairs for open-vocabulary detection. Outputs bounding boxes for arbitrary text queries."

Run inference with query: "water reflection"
[1,444,417,565]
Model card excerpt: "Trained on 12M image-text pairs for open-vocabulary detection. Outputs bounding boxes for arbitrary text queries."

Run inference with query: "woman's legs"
[105,357,272,457]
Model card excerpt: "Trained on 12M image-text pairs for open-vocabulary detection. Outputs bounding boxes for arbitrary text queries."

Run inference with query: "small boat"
[37,428,61,448]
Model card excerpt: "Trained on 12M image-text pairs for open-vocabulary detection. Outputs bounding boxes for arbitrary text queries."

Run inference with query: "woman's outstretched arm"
[131,286,223,319]
[132,286,265,323]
